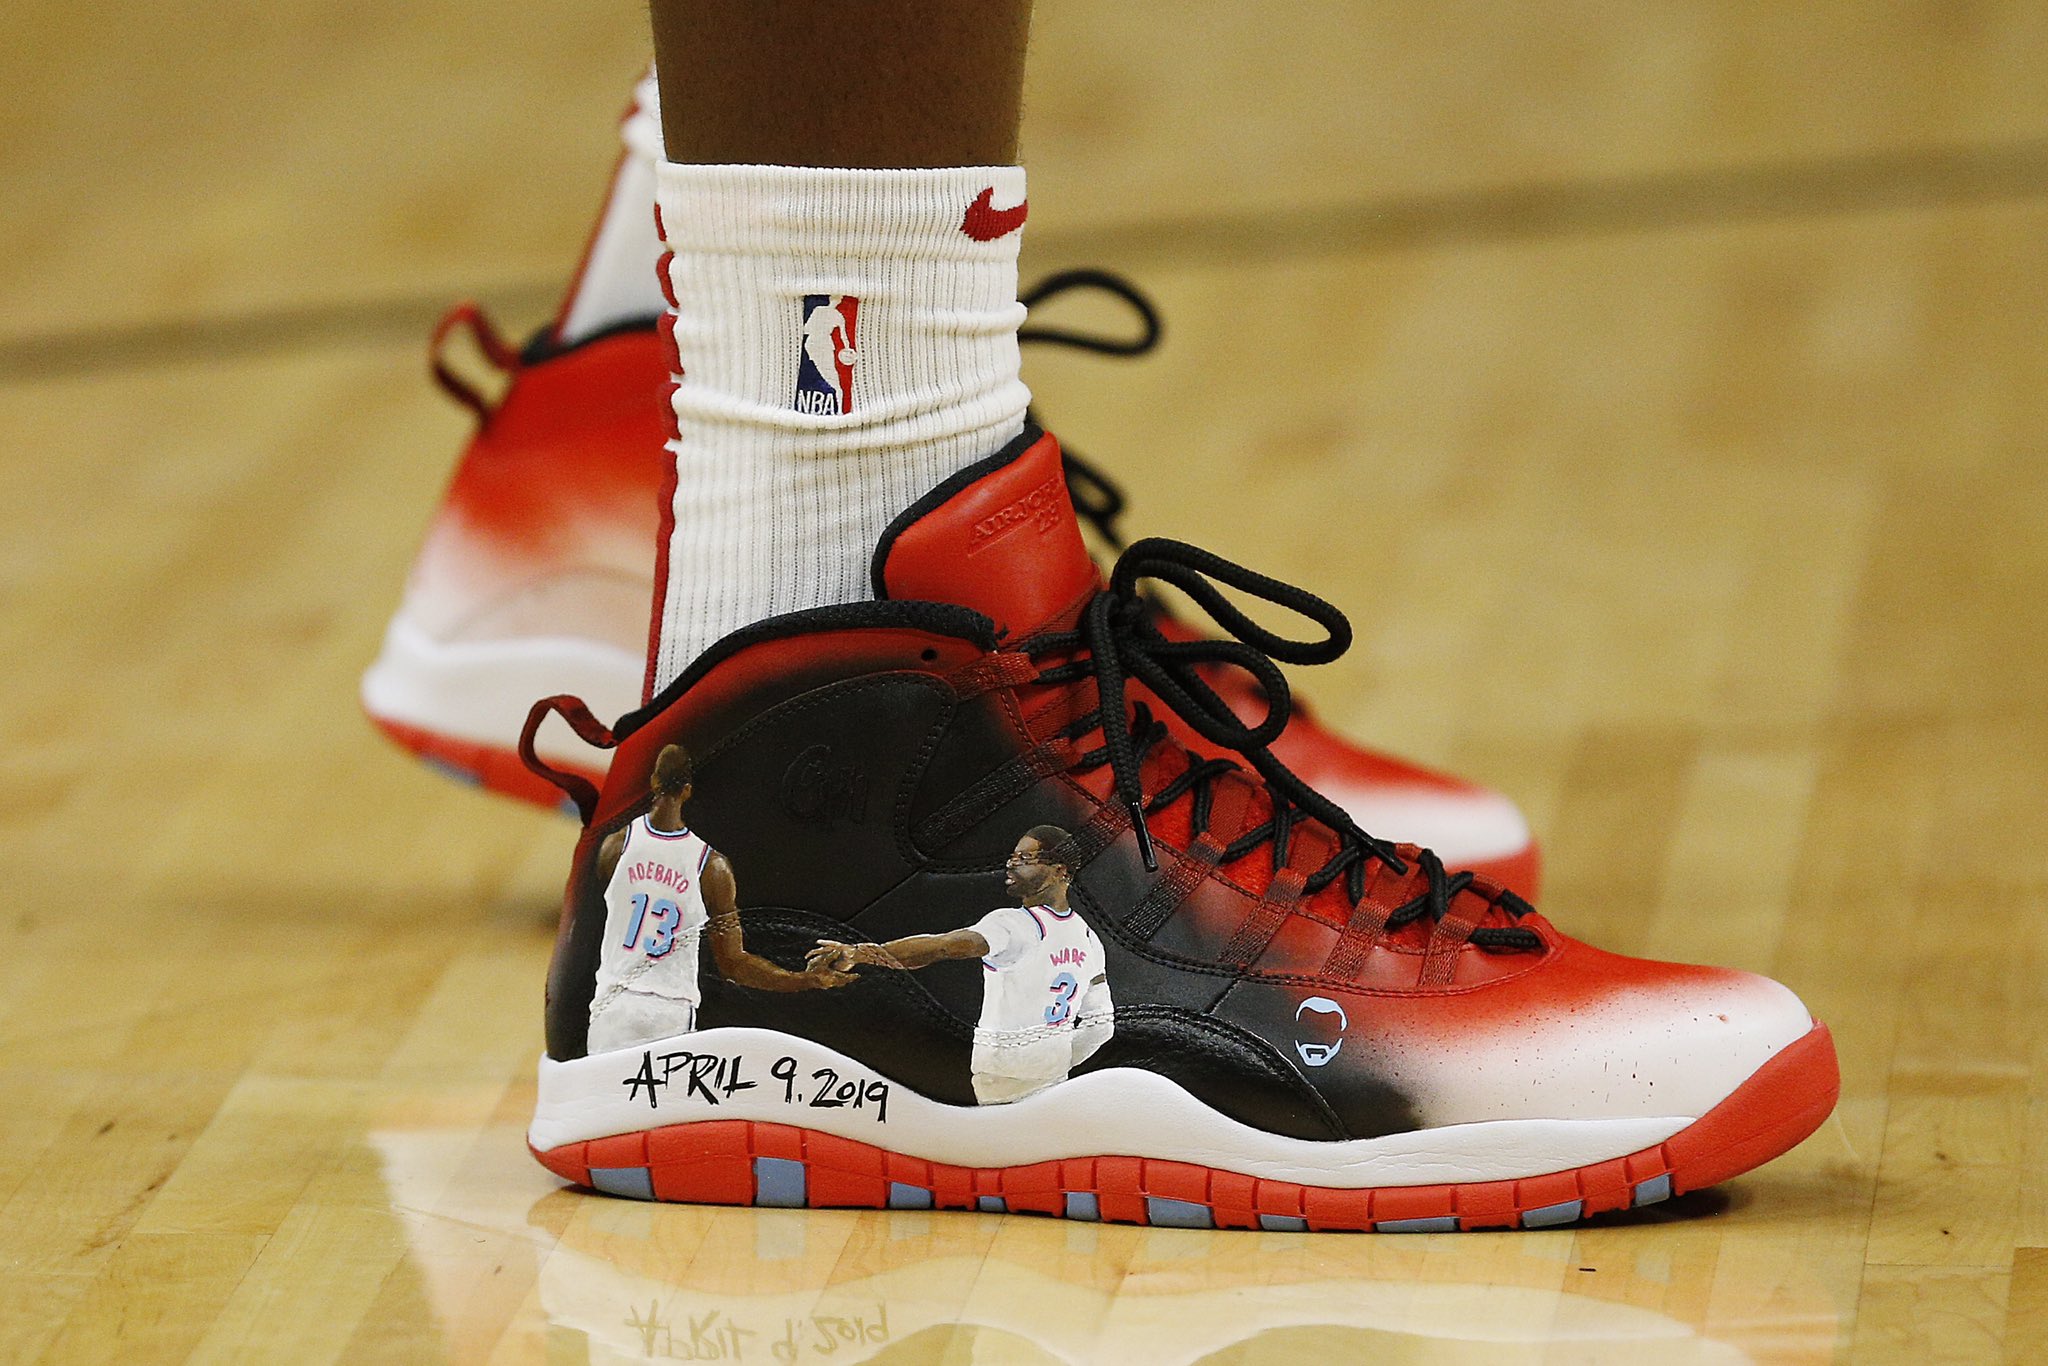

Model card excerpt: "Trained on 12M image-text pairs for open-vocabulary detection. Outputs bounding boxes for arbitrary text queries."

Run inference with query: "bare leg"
[652,0,1032,168]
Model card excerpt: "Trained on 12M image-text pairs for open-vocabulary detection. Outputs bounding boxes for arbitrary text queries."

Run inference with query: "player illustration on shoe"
[587,743,853,1052]
[806,825,1114,1105]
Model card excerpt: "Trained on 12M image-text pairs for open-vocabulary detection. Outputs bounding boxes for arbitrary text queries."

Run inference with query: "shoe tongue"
[873,424,1099,638]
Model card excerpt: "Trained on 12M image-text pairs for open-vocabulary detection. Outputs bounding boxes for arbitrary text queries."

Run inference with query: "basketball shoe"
[522,425,1838,1232]
[361,277,1539,891]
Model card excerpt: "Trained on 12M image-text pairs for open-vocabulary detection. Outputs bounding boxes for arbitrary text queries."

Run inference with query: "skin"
[807,834,1070,974]
[652,0,1034,169]
[601,749,854,992]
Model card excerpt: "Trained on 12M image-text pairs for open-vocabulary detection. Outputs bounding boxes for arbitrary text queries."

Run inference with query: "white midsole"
[360,613,642,767]
[530,1027,1693,1190]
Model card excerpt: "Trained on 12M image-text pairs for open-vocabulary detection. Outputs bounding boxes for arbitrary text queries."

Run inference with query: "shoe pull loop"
[518,694,616,824]
[429,302,521,425]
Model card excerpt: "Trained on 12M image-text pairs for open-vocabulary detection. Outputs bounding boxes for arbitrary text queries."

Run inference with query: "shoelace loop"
[1018,268,1159,550]
[1027,538,1542,955]
[1049,537,1357,871]
[1020,268,1163,357]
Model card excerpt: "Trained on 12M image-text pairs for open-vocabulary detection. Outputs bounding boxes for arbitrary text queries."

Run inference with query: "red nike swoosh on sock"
[960,187,1028,242]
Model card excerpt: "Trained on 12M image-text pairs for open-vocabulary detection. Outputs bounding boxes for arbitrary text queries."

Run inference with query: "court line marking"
[9,137,2048,384]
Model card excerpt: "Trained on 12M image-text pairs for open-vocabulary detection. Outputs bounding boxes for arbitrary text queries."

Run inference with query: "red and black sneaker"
[523,425,1837,1232]
[363,276,1539,891]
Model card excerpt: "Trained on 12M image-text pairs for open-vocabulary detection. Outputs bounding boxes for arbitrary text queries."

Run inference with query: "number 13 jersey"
[591,817,712,1047]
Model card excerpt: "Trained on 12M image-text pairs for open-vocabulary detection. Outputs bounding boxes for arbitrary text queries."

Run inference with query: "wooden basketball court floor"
[4,3,2047,1360]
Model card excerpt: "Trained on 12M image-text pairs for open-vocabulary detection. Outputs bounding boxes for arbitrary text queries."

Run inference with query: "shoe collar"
[871,422,1101,641]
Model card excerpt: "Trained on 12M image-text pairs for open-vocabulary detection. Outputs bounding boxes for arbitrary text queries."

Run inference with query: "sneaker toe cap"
[1403,959,1817,1127]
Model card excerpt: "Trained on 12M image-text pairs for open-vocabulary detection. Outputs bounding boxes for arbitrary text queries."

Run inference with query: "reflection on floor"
[372,1119,1840,1363]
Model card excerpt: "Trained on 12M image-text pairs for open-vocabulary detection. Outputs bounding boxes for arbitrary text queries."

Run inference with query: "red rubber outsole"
[530,1023,1837,1232]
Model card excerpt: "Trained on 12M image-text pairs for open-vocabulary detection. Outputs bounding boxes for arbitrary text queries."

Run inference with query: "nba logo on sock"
[794,294,860,415]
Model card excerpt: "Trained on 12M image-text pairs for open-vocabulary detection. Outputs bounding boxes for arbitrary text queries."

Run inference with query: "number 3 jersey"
[967,903,1115,1100]
[589,816,712,1052]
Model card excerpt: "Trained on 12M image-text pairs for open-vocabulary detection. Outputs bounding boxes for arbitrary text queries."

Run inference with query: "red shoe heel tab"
[518,695,616,824]
[429,302,521,425]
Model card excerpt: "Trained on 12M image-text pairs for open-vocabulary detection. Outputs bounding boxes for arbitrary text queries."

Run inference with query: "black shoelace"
[1021,267,1163,357]
[1019,268,1157,549]
[1025,535,1540,954]
[1020,271,1539,954]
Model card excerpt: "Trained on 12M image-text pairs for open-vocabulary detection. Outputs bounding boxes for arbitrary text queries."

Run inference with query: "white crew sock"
[650,162,1031,687]
[554,69,668,345]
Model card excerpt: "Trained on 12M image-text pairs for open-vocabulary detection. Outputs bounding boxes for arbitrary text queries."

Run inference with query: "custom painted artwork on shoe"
[524,424,1839,1231]
[807,824,1115,1106]
[587,743,857,1054]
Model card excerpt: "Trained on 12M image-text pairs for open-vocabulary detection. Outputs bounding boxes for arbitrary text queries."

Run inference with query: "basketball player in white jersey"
[589,743,853,1053]
[807,825,1113,1104]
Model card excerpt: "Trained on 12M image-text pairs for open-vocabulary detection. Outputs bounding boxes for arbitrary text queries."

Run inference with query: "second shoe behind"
[363,306,1539,892]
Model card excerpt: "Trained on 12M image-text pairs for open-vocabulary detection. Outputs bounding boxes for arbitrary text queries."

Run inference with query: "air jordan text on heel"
[524,425,1838,1232]
[365,279,1539,891]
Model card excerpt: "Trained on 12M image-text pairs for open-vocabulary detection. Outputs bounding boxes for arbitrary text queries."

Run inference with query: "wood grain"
[2,2,2045,1360]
